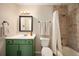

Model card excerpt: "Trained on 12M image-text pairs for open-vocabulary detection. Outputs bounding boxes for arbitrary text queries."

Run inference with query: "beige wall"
[17,5,53,51]
[0,4,53,52]
[0,4,18,36]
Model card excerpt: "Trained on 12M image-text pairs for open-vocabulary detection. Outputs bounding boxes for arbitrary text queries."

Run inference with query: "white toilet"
[40,37,53,56]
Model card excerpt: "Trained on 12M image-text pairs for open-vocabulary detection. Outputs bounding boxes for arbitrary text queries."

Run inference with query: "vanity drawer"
[13,40,33,45]
[6,40,13,45]
[6,39,33,45]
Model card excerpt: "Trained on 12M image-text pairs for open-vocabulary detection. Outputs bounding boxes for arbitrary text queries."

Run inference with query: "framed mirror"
[19,16,33,32]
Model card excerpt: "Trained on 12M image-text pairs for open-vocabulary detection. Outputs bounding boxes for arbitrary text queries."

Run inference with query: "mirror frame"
[19,16,33,32]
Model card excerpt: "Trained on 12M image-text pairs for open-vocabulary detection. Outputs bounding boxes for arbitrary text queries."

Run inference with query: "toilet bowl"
[40,37,53,56]
[41,47,53,56]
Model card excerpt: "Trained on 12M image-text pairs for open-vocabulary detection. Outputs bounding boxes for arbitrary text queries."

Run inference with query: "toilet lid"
[41,47,53,56]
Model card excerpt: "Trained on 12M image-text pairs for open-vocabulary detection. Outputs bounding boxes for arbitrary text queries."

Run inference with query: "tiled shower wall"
[54,4,79,52]
[68,4,79,52]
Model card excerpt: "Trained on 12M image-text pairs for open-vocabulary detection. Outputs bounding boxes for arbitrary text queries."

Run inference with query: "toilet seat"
[41,47,53,56]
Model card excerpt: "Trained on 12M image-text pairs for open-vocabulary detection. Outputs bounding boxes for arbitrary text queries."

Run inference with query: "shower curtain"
[52,10,62,55]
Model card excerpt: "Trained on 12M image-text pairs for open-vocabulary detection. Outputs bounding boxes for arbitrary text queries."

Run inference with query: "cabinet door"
[6,45,18,56]
[20,45,33,56]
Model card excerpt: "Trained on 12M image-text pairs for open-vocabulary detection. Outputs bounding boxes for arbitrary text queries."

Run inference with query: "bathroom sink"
[5,34,36,39]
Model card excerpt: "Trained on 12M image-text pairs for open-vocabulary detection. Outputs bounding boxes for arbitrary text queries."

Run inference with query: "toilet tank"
[40,37,49,47]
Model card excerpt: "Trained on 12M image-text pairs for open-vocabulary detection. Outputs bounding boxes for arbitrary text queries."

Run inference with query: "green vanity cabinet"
[6,39,35,56]
[6,45,18,56]
[20,45,33,56]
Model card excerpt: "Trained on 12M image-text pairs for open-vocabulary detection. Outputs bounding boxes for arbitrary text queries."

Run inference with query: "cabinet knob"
[7,40,13,44]
[27,40,32,44]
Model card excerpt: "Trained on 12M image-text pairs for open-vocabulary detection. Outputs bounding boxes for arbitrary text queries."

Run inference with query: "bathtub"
[62,46,79,56]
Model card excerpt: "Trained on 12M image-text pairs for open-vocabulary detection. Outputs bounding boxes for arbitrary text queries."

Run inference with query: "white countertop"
[5,34,36,39]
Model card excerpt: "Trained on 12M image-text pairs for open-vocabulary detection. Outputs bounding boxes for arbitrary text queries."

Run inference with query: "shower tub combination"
[52,10,79,56]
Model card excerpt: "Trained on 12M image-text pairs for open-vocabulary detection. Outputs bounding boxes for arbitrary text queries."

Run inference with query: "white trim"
[35,51,41,55]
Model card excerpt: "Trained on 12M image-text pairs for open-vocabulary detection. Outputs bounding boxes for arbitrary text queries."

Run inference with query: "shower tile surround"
[67,4,79,52]
[53,4,79,52]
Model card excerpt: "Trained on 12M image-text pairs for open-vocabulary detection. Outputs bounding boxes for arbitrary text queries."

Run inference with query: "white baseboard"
[35,51,41,55]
